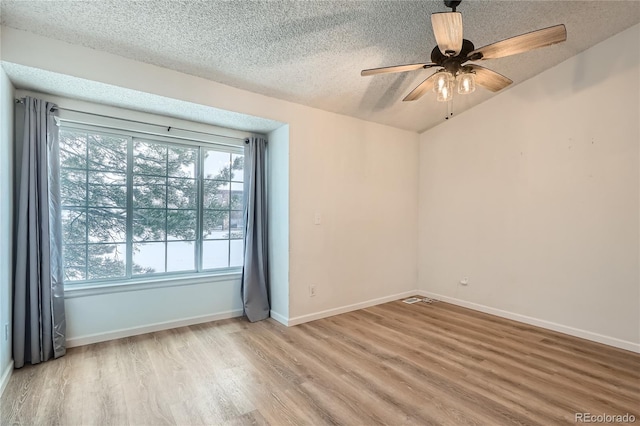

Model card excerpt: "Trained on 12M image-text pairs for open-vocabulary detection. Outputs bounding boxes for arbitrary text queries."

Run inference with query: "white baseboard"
[287,290,418,326]
[0,360,13,398]
[416,290,640,354]
[64,289,639,354]
[270,310,288,326]
[66,309,244,348]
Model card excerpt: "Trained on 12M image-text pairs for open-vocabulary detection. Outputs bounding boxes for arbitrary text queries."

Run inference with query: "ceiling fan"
[361,0,567,103]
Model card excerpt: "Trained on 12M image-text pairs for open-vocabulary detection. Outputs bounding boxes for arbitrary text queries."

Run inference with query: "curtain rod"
[16,98,250,143]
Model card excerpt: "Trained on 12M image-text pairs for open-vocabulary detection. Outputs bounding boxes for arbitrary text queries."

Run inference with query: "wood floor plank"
[256,322,427,425]
[306,319,505,425]
[361,304,639,407]
[334,309,566,424]
[1,300,638,425]
[251,321,414,425]
[369,301,640,402]
[324,314,536,425]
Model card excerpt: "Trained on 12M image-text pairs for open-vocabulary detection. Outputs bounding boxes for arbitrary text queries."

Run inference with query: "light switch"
[314,213,322,225]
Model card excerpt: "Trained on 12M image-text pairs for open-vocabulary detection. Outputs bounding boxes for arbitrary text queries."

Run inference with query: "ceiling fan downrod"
[444,0,462,12]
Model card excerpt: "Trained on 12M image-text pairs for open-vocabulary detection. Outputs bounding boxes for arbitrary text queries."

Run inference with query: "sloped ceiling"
[1,0,639,132]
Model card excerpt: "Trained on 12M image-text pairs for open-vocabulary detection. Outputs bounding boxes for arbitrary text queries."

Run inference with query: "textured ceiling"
[1,1,639,133]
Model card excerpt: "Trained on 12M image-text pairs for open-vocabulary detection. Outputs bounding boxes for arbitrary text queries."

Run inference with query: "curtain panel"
[242,136,270,322]
[13,96,66,368]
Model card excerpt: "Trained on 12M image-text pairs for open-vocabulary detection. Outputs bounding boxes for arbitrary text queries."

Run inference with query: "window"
[59,124,244,284]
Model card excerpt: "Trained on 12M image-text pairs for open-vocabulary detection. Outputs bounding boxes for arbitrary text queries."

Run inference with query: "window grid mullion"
[84,131,89,281]
[164,147,169,274]
[228,153,232,268]
[196,147,203,272]
[125,137,134,278]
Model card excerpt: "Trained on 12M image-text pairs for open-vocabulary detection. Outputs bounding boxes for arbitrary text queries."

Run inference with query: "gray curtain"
[13,96,66,369]
[242,136,270,322]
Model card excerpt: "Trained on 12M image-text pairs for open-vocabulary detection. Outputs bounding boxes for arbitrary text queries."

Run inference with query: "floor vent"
[403,297,440,304]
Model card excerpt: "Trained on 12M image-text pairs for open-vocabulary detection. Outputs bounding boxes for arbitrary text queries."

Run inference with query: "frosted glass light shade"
[457,72,476,94]
[433,71,454,93]
[436,85,453,102]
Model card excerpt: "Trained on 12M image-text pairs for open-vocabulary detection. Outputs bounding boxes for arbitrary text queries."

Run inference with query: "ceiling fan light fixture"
[433,70,454,94]
[457,72,476,94]
[436,84,453,102]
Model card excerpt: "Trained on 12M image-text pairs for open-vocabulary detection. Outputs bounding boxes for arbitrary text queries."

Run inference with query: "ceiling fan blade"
[431,12,463,56]
[470,24,566,60]
[467,64,512,92]
[361,63,436,77]
[403,72,439,101]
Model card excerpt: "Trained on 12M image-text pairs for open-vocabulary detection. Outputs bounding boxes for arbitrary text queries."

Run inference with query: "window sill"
[63,270,243,299]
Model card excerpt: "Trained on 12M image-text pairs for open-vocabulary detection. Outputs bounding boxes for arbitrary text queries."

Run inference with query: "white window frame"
[58,119,246,288]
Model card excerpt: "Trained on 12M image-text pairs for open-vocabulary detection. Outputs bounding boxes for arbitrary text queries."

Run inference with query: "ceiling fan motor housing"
[431,39,475,75]
[444,1,462,12]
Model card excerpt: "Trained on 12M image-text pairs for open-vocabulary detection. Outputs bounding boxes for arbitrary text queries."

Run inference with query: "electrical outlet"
[309,285,317,297]
[4,323,8,341]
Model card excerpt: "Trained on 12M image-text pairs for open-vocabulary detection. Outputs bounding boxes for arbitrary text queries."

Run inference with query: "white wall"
[418,24,640,351]
[0,65,15,390]
[64,277,243,346]
[287,114,418,321]
[267,124,290,323]
[1,26,419,332]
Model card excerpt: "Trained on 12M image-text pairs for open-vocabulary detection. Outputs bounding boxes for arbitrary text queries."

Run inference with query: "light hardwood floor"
[1,299,639,425]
